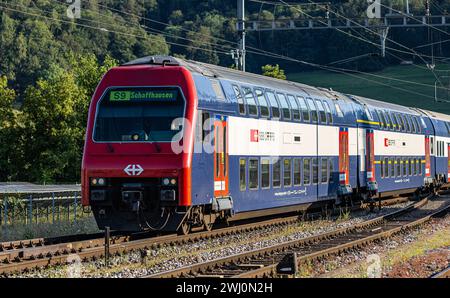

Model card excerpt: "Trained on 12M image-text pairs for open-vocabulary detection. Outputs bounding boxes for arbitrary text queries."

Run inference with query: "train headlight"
[91,177,106,186]
[162,178,170,186]
[170,178,177,185]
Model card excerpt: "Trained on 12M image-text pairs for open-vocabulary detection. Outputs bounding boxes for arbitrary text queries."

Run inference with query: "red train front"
[81,56,197,232]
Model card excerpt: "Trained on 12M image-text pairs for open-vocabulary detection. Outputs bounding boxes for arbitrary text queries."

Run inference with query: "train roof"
[122,55,447,118]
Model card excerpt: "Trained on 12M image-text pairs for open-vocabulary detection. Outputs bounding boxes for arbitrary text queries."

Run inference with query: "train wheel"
[204,222,214,232]
[178,221,191,235]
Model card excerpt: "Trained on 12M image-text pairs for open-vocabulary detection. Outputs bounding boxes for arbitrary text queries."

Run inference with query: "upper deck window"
[410,116,417,133]
[403,114,411,132]
[334,102,344,117]
[94,87,185,142]
[315,99,327,123]
[277,93,291,120]
[391,112,399,131]
[242,87,258,116]
[266,91,280,119]
[384,111,393,129]
[232,85,246,115]
[377,110,386,129]
[211,80,225,101]
[307,98,318,123]
[297,96,310,122]
[445,122,450,134]
[324,101,333,124]
[363,106,373,121]
[255,88,269,118]
[287,95,301,121]
[396,114,405,131]
[414,117,422,133]
[420,117,427,130]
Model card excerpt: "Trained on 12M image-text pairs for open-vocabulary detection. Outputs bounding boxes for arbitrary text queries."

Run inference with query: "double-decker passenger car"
[81,56,450,233]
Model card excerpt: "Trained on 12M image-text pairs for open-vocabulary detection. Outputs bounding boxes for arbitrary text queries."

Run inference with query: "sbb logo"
[250,129,259,142]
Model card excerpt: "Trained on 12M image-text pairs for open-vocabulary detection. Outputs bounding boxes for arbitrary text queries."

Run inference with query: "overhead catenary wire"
[1,1,449,102]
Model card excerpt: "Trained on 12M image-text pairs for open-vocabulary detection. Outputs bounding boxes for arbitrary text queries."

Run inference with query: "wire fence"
[0,192,91,226]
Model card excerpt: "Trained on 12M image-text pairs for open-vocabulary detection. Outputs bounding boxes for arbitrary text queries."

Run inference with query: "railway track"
[431,266,450,278]
[146,195,449,278]
[0,196,409,275]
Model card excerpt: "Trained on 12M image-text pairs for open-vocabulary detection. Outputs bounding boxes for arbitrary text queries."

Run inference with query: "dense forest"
[0,0,449,183]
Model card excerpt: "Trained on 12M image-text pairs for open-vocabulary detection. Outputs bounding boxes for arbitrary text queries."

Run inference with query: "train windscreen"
[93,87,185,142]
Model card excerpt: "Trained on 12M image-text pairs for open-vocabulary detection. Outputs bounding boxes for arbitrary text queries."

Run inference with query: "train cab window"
[396,158,401,177]
[249,158,259,190]
[261,159,270,189]
[294,158,301,186]
[391,112,399,131]
[242,87,258,117]
[277,93,291,120]
[315,99,327,123]
[384,157,389,178]
[324,102,333,124]
[312,158,319,184]
[390,158,395,177]
[321,158,328,183]
[233,85,246,115]
[239,159,246,191]
[307,98,318,123]
[384,111,392,130]
[283,159,292,187]
[335,102,344,117]
[297,96,310,122]
[273,159,281,188]
[254,88,269,118]
[287,95,301,121]
[303,158,311,185]
[266,91,280,119]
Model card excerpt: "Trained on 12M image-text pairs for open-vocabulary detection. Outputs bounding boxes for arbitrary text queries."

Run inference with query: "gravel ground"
[9,203,411,278]
[308,215,450,278]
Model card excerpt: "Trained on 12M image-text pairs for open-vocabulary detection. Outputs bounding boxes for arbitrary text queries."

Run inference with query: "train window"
[409,158,414,176]
[390,158,395,177]
[249,158,259,190]
[420,117,427,130]
[335,102,344,117]
[380,159,384,178]
[384,111,392,130]
[419,159,423,175]
[215,128,220,177]
[312,158,319,184]
[287,95,301,121]
[239,159,246,191]
[324,102,333,124]
[283,159,292,187]
[297,96,310,122]
[402,158,407,177]
[254,88,269,118]
[430,137,434,155]
[377,111,385,129]
[403,115,411,132]
[391,112,399,131]
[266,91,280,119]
[315,100,327,123]
[307,98,318,123]
[294,158,301,186]
[242,87,258,116]
[303,159,311,185]
[273,159,281,188]
[410,116,417,133]
[321,158,328,183]
[277,93,291,120]
[414,117,422,133]
[364,106,373,121]
[412,158,417,176]
[446,122,450,134]
[211,80,225,101]
[233,85,246,115]
[397,114,405,131]
[261,159,270,189]
[384,157,389,178]
[329,159,334,183]
[396,158,401,177]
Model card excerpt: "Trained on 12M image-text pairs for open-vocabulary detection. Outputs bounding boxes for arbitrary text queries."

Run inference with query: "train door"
[213,117,229,197]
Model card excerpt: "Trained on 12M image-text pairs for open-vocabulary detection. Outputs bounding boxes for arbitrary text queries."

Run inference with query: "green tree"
[261,64,286,80]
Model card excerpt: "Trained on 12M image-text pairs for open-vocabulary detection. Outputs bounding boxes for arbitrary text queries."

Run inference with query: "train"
[81,55,450,234]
